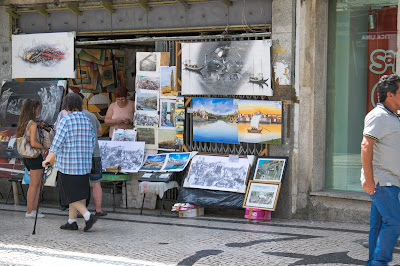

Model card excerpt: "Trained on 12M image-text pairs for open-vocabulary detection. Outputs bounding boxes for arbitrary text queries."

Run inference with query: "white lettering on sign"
[369,49,396,75]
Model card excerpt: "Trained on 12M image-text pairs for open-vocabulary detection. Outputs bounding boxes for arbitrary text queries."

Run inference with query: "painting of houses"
[253,157,287,182]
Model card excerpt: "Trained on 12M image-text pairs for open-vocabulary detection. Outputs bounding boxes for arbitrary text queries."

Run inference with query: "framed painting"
[243,181,281,211]
[253,156,287,182]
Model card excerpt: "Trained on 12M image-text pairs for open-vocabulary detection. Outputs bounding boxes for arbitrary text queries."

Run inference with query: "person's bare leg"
[27,169,42,213]
[92,182,103,213]
[70,201,89,218]
[69,203,77,220]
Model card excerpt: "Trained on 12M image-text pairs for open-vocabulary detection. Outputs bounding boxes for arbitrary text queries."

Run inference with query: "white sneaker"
[25,210,45,218]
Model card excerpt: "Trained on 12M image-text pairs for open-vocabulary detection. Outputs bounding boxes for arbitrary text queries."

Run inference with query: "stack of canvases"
[0,32,73,184]
[134,52,184,151]
[178,39,287,212]
[68,49,127,137]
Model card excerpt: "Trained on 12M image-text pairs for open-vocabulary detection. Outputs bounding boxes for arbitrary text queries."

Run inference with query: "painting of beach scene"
[135,90,159,112]
[160,66,178,98]
[140,154,167,171]
[163,152,191,172]
[238,100,282,144]
[193,97,239,144]
[253,157,287,182]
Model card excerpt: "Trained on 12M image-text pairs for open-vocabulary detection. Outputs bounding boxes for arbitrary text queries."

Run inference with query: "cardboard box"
[244,208,271,221]
[179,207,204,217]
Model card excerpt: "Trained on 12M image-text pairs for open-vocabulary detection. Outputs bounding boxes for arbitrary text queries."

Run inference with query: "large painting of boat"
[181,40,272,96]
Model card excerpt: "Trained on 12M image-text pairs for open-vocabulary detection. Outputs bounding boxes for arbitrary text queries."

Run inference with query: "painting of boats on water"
[140,154,167,171]
[238,100,282,144]
[192,97,239,144]
[163,152,191,172]
[181,40,272,96]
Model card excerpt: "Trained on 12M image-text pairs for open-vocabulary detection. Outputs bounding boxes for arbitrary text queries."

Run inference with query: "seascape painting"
[160,66,178,98]
[140,154,168,171]
[12,32,75,79]
[181,40,272,96]
[99,140,145,172]
[192,97,238,144]
[135,90,159,112]
[159,99,176,128]
[135,74,160,91]
[0,80,66,125]
[136,126,157,150]
[158,128,178,150]
[134,111,159,127]
[183,155,250,193]
[163,152,191,171]
[253,157,287,182]
[238,100,282,144]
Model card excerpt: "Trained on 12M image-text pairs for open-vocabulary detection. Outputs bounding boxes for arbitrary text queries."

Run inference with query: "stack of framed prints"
[243,156,287,211]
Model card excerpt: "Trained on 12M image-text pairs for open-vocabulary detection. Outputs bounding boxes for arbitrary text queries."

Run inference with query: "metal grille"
[155,33,272,156]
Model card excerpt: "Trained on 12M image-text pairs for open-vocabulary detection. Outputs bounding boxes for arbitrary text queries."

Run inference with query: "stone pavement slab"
[0,203,399,265]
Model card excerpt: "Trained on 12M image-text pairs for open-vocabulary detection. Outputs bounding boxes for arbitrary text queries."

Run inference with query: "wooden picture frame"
[252,156,287,182]
[243,181,281,211]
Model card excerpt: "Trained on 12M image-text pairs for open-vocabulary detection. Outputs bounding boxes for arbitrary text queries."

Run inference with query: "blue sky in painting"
[193,98,237,115]
[146,154,167,162]
[168,153,190,161]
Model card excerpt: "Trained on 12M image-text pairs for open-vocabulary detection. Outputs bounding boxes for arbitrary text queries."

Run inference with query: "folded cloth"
[139,181,179,198]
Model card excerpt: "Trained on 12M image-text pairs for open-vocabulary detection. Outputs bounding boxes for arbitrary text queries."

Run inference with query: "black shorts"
[90,157,103,182]
[22,154,43,171]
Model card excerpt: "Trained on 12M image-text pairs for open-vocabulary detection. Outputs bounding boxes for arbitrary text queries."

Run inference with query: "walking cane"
[32,162,50,235]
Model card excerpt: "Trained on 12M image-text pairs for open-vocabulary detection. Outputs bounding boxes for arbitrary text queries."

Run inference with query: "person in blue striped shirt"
[43,93,97,232]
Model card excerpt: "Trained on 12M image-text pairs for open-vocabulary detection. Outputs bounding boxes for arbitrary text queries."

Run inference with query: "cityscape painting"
[253,157,287,182]
[243,181,281,211]
[99,140,145,172]
[163,152,191,172]
[140,154,168,171]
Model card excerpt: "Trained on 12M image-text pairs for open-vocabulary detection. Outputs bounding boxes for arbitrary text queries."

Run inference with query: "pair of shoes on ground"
[77,210,107,218]
[59,206,68,212]
[60,214,98,232]
[25,210,45,218]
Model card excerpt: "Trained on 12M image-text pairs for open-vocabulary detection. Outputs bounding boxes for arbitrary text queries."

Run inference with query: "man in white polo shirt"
[361,74,400,266]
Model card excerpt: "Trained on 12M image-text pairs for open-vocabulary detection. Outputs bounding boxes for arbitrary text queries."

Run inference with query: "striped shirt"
[50,111,96,175]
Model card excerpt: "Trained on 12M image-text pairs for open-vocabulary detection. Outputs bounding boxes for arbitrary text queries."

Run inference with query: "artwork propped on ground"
[12,32,75,78]
[243,181,281,211]
[181,40,272,96]
[99,140,145,172]
[0,80,66,125]
[183,154,250,193]
[253,157,287,182]
[192,97,239,144]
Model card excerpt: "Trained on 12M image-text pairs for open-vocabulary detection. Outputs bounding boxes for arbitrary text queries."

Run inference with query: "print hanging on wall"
[135,90,159,112]
[181,40,272,96]
[135,74,160,91]
[158,128,178,151]
[183,154,250,193]
[0,80,66,125]
[159,99,176,128]
[136,52,170,74]
[12,32,75,78]
[136,126,158,150]
[160,66,178,98]
[192,97,239,144]
[134,111,159,127]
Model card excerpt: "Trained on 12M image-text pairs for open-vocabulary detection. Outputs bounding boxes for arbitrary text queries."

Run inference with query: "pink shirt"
[108,100,135,138]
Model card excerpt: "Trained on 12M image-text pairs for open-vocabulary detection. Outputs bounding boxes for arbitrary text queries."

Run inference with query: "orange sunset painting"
[238,100,282,144]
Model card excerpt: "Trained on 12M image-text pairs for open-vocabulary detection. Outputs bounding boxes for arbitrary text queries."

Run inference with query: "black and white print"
[136,52,160,73]
[183,155,250,193]
[134,111,159,127]
[99,140,145,173]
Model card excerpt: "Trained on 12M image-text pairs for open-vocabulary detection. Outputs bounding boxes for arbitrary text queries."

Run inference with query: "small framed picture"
[243,181,281,211]
[253,157,287,182]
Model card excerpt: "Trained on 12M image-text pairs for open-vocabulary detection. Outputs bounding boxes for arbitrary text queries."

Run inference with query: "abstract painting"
[136,74,160,91]
[253,157,287,182]
[136,126,158,150]
[243,181,281,211]
[0,127,20,158]
[163,152,191,172]
[181,40,272,96]
[99,140,145,172]
[192,97,238,144]
[159,99,176,128]
[183,155,250,193]
[12,32,75,78]
[160,66,178,98]
[140,154,168,171]
[0,80,66,125]
[135,90,159,112]
[158,128,178,151]
[238,100,282,144]
[134,111,159,127]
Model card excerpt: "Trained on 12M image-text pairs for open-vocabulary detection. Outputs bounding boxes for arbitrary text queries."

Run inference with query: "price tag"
[229,154,239,163]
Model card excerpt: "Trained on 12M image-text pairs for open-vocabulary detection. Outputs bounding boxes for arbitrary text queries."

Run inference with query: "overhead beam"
[6,6,19,19]
[221,0,232,7]
[177,0,189,9]
[102,1,115,14]
[67,4,82,16]
[35,5,50,17]
[138,0,151,12]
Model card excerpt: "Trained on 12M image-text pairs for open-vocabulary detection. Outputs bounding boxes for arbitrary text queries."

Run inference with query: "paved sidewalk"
[0,202,399,266]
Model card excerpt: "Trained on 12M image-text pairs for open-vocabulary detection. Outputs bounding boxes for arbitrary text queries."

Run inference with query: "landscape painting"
[192,97,238,144]
[243,181,281,211]
[163,152,191,172]
[136,126,157,150]
[0,80,66,125]
[183,155,250,193]
[238,100,282,144]
[134,111,159,127]
[158,128,178,150]
[135,74,160,91]
[135,90,159,112]
[12,32,75,78]
[159,99,176,128]
[181,40,272,96]
[140,154,168,171]
[99,140,145,172]
[160,66,178,98]
[253,157,287,182]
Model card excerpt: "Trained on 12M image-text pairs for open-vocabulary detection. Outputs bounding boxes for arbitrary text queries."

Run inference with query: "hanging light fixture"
[369,8,375,30]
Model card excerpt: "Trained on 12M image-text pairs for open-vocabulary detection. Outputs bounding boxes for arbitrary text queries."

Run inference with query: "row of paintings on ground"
[192,98,282,145]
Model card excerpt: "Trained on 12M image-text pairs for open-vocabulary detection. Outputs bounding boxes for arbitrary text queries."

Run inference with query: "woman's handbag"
[38,126,55,149]
[16,121,41,158]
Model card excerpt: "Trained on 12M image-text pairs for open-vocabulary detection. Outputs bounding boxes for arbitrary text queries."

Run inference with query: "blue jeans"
[367,184,400,266]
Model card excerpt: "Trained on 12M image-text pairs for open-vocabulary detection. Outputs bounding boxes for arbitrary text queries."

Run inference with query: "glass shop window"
[326,1,397,191]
